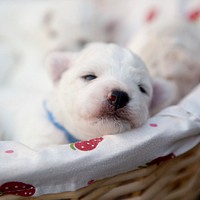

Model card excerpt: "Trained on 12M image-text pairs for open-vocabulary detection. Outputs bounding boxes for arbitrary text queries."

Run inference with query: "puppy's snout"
[108,90,129,110]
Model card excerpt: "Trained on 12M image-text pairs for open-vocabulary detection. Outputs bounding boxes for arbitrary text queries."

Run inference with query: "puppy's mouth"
[97,105,136,128]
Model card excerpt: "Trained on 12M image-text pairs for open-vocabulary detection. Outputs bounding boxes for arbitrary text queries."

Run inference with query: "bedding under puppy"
[128,20,200,114]
[0,43,172,149]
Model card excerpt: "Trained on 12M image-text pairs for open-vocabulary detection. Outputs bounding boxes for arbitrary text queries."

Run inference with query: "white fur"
[0,43,151,148]
[0,43,171,149]
[47,43,154,139]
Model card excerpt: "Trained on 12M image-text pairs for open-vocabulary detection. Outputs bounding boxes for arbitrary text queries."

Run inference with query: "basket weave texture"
[12,142,199,200]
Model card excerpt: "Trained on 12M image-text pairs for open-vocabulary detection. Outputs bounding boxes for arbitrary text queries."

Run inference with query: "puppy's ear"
[150,77,178,115]
[45,52,78,83]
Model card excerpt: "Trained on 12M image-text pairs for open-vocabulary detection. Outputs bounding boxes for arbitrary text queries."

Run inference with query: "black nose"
[108,90,129,110]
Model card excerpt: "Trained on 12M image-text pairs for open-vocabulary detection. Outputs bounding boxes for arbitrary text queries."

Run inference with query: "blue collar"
[43,101,80,143]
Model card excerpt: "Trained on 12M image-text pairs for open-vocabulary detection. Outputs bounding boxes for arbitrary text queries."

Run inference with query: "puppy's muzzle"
[108,90,129,110]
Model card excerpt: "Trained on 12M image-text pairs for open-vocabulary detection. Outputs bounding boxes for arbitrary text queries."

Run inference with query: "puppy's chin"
[78,111,145,139]
[74,103,149,139]
[94,116,133,135]
[81,117,133,138]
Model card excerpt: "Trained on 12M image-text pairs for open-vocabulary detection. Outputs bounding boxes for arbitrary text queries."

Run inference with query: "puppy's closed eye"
[138,85,148,95]
[82,74,97,81]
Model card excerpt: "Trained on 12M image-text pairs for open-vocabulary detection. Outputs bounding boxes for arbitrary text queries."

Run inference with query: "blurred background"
[0,0,200,93]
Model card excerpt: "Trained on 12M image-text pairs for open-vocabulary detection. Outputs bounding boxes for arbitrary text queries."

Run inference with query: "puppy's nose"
[108,90,129,110]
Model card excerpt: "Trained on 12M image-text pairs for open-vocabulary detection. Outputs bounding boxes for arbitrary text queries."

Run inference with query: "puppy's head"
[46,43,165,139]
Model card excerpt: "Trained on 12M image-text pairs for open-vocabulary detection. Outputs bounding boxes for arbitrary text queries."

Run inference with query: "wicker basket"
[14,142,198,200]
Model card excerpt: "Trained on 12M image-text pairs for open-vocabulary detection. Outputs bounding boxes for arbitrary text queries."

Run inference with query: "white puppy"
[0,43,171,149]
[128,20,200,113]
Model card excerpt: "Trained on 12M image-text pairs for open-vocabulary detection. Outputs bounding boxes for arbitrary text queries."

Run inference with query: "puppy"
[0,43,172,149]
[128,20,200,113]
